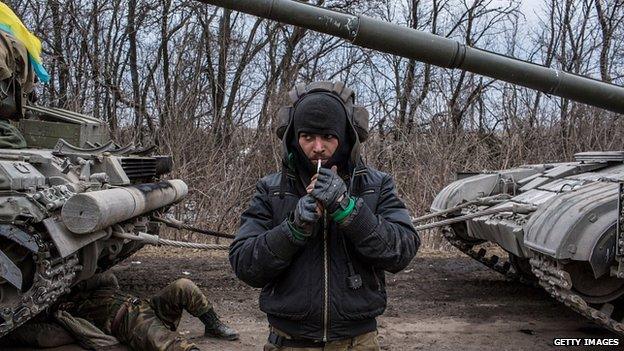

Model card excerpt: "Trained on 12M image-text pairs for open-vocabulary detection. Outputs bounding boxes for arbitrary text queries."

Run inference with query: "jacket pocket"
[332,259,386,321]
[268,188,298,227]
[354,186,380,212]
[259,258,313,320]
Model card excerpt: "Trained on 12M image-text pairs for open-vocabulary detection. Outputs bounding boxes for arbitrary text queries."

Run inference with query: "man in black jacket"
[230,81,419,350]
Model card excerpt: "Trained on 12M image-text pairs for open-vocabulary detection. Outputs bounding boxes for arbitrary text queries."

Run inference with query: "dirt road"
[5,246,619,350]
[113,247,618,350]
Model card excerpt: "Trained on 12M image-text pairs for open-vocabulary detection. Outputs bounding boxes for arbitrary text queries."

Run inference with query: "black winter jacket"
[229,165,420,341]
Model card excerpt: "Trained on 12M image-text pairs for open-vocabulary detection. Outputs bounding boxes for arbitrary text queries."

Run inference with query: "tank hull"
[431,152,624,334]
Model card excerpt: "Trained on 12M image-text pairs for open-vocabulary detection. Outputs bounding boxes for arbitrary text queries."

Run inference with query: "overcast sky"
[519,0,544,24]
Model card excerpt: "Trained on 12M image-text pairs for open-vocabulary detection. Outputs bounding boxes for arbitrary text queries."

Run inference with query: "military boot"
[199,309,239,341]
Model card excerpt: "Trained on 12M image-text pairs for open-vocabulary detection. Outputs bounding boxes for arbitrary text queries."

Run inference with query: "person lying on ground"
[0,272,239,351]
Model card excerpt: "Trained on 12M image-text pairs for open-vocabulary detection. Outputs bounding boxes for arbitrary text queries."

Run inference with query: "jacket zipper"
[322,212,329,342]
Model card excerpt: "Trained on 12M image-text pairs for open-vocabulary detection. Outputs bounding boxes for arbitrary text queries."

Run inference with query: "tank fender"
[43,218,107,258]
[524,182,617,278]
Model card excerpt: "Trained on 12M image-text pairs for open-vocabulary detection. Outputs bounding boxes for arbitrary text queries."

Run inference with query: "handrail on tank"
[197,0,624,114]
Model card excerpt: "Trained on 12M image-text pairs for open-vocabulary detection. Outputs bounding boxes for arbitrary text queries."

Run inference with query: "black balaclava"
[288,93,352,179]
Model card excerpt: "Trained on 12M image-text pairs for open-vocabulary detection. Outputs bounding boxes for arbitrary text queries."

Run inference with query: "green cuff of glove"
[287,220,308,241]
[331,197,356,223]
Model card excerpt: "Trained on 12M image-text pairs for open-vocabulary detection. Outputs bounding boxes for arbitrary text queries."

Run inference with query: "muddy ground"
[6,246,621,350]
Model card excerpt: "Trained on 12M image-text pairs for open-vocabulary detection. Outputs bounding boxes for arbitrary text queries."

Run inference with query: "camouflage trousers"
[264,327,380,351]
[115,278,213,351]
[0,119,26,148]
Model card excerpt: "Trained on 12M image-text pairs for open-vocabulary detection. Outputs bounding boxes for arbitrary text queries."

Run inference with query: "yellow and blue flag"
[0,2,50,83]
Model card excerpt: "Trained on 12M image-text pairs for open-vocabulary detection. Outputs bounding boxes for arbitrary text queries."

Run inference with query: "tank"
[197,0,624,334]
[427,155,624,334]
[0,31,187,336]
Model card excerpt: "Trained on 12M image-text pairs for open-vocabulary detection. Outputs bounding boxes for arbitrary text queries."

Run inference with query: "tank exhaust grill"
[120,157,157,179]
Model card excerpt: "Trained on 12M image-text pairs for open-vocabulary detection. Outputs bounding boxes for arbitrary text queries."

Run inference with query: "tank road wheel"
[530,254,624,335]
[564,262,624,304]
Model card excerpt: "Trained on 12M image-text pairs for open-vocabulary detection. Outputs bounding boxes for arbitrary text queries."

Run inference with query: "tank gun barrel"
[198,0,624,114]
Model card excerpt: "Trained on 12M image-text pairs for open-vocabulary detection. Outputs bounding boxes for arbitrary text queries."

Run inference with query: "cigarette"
[317,159,322,173]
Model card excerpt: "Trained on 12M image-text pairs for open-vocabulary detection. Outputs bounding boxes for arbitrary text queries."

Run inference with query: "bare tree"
[6,0,624,246]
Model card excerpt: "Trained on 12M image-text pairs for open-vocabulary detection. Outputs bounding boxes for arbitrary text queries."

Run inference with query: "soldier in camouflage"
[62,272,239,351]
[1,272,239,349]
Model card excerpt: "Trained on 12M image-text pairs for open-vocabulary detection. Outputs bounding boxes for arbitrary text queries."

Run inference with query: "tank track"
[530,254,624,335]
[442,227,536,286]
[0,233,81,337]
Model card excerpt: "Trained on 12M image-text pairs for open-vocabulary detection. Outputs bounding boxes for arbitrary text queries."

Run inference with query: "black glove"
[311,168,348,213]
[291,194,320,237]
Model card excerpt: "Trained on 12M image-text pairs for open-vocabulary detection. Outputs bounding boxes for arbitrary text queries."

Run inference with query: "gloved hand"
[290,194,321,238]
[311,167,348,214]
